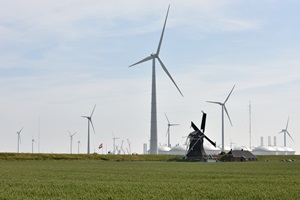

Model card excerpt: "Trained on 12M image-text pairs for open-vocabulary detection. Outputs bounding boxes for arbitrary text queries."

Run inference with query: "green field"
[0,155,299,199]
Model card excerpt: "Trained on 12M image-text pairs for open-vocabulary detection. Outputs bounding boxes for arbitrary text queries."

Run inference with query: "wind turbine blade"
[81,116,88,119]
[67,130,72,135]
[224,105,233,126]
[224,85,235,104]
[170,124,180,126]
[19,127,24,133]
[286,130,294,142]
[278,130,284,134]
[72,132,77,137]
[19,135,21,144]
[165,128,168,137]
[129,55,153,67]
[90,104,96,118]
[156,5,170,55]
[286,117,289,130]
[206,101,222,105]
[164,113,170,124]
[90,119,96,134]
[157,56,183,97]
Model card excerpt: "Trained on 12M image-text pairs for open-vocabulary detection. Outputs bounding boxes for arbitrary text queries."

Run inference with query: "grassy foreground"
[0,155,299,199]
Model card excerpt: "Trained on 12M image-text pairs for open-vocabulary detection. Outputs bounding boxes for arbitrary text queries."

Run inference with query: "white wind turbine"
[207,85,235,153]
[81,105,96,154]
[112,132,119,155]
[129,5,183,154]
[68,130,77,154]
[164,113,179,148]
[279,117,294,147]
[77,139,81,154]
[31,138,36,153]
[16,127,23,153]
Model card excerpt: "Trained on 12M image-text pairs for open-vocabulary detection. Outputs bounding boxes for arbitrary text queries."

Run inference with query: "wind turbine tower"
[68,130,77,154]
[207,85,235,153]
[129,5,183,154]
[77,140,81,154]
[81,105,96,154]
[279,117,294,147]
[165,113,179,147]
[16,127,23,153]
[31,138,36,153]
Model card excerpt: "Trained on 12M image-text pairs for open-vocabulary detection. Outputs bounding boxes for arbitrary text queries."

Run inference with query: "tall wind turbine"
[68,130,77,154]
[129,5,183,154]
[165,113,179,147]
[82,105,96,154]
[207,85,235,153]
[16,127,23,153]
[279,117,294,147]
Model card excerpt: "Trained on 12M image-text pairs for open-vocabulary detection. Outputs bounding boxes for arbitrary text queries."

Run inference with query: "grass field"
[0,156,299,199]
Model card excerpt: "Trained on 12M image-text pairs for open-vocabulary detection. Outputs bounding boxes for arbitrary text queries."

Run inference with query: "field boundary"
[0,153,299,161]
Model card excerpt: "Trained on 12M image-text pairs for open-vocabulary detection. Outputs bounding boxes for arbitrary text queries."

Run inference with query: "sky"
[0,0,299,154]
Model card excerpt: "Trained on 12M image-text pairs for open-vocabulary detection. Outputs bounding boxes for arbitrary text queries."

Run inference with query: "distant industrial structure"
[252,136,295,155]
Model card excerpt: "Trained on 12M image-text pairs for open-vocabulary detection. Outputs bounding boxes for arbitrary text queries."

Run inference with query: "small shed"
[226,150,257,162]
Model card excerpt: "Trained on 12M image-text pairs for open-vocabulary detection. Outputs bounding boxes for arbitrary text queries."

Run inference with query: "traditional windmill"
[186,111,216,161]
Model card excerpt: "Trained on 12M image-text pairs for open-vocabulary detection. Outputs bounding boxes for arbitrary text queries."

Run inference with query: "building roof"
[228,150,257,159]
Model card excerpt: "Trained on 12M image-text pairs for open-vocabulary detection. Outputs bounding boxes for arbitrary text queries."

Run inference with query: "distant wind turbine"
[278,117,294,147]
[16,127,23,153]
[207,85,235,153]
[68,130,77,154]
[127,139,131,155]
[112,132,119,155]
[164,113,179,148]
[129,5,183,154]
[77,139,81,154]
[82,105,96,154]
[32,138,36,153]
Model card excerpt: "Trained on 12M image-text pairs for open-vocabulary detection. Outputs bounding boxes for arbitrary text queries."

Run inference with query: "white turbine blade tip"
[129,55,153,67]
[224,85,235,103]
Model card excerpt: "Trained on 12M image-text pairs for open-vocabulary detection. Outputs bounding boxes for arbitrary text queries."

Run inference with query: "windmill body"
[186,112,216,161]
[82,105,96,154]
[129,5,183,154]
[207,85,235,153]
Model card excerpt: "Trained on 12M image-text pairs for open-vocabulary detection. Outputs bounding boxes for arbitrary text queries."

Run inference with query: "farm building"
[225,150,257,162]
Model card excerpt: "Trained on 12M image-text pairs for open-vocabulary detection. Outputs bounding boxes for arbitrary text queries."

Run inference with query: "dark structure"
[185,111,216,161]
[225,150,257,162]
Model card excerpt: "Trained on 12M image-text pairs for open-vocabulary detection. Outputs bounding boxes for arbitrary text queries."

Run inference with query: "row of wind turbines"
[128,5,294,154]
[13,5,294,155]
[15,127,37,153]
[14,104,133,155]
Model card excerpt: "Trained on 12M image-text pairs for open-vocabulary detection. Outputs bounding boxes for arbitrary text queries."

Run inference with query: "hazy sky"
[1,0,299,154]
